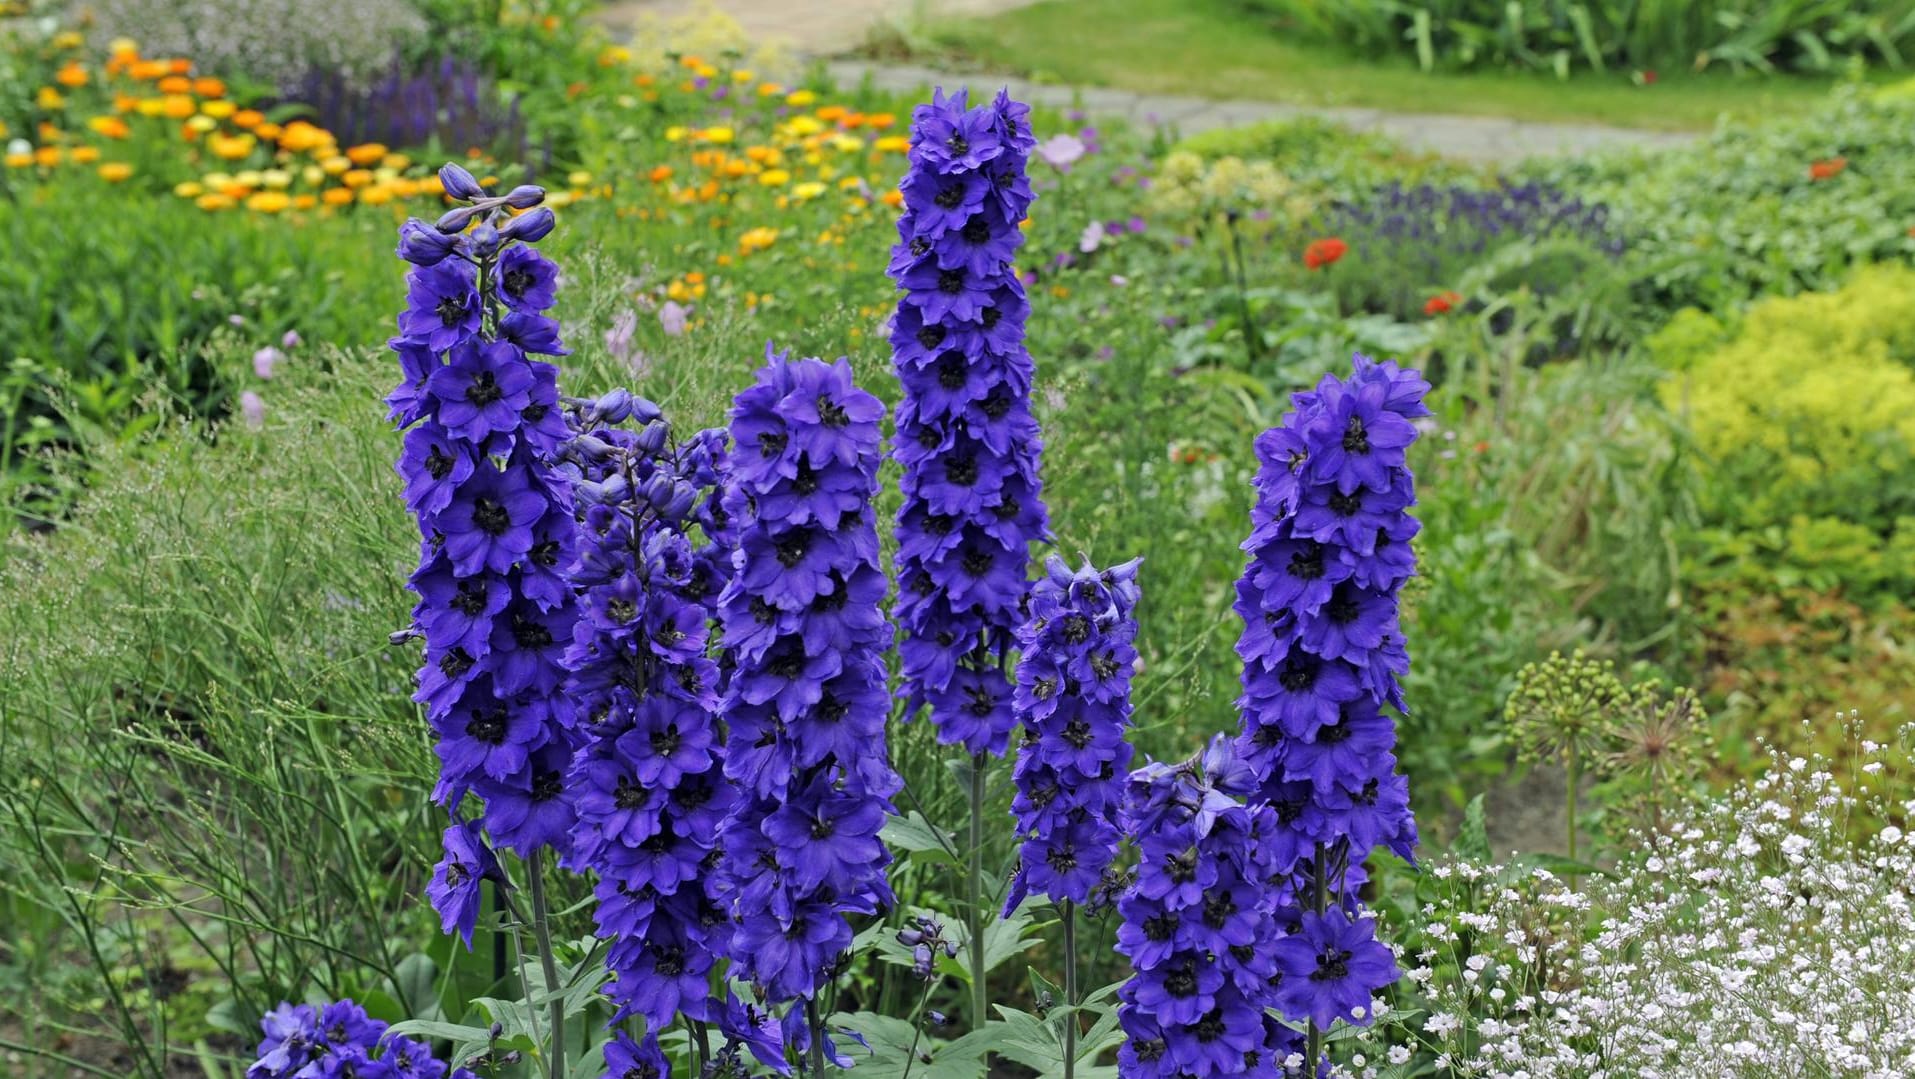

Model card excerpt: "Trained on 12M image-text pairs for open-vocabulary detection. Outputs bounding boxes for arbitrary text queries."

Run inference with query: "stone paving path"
[598,1,1696,163]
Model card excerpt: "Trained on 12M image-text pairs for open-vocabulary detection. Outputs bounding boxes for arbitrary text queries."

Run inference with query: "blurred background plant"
[71,0,427,92]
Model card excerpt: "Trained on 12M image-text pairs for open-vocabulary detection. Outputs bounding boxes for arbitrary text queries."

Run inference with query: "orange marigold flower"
[33,146,62,167]
[97,161,132,182]
[55,62,87,88]
[322,187,354,206]
[161,94,196,119]
[1423,290,1464,316]
[70,145,101,163]
[193,76,226,98]
[816,105,848,123]
[88,115,130,139]
[292,194,317,209]
[130,59,170,80]
[1303,237,1348,270]
[196,192,235,211]
[232,109,264,129]
[879,189,904,208]
[254,121,283,141]
[345,142,387,166]
[865,112,897,129]
[168,58,193,75]
[1808,156,1847,181]
[158,75,192,94]
[649,165,672,182]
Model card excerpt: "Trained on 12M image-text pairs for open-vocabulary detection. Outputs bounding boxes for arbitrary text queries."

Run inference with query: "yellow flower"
[201,99,236,119]
[785,115,824,137]
[4,152,33,168]
[232,109,263,129]
[382,152,411,171]
[196,192,235,211]
[202,171,234,188]
[666,279,689,302]
[873,135,911,154]
[55,63,87,88]
[791,181,826,200]
[88,115,131,139]
[292,194,317,209]
[698,126,735,144]
[342,168,373,188]
[70,146,101,164]
[733,69,754,83]
[757,168,790,186]
[320,155,350,175]
[260,168,292,189]
[693,63,717,79]
[135,97,166,117]
[739,226,779,254]
[161,94,196,119]
[208,132,256,160]
[357,186,393,206]
[246,191,291,213]
[52,30,85,49]
[108,37,139,57]
[193,77,226,98]
[233,169,263,187]
[567,170,593,187]
[185,114,217,133]
[276,121,330,153]
[786,89,816,106]
[322,187,354,206]
[345,142,387,166]
[35,87,65,109]
[173,180,204,197]
[665,125,688,142]
[757,82,783,97]
[828,134,862,153]
[97,162,132,182]
[33,146,62,167]
[598,44,632,66]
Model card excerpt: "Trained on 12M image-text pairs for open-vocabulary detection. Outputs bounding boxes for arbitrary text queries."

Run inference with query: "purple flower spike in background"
[245,997,476,1079]
[889,86,1050,759]
[1231,353,1427,1063]
[716,347,900,1017]
[1005,554,1141,913]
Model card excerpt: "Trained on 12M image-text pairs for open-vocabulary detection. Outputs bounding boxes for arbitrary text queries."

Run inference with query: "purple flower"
[497,244,559,312]
[659,300,688,337]
[427,819,501,947]
[239,390,265,429]
[890,89,1051,757]
[253,346,282,379]
[1270,911,1399,1030]
[1035,133,1086,172]
[398,259,482,352]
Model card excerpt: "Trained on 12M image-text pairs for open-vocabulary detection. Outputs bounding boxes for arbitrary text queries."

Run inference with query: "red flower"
[1303,237,1347,270]
[1423,290,1463,316]
[1640,69,1658,85]
[1809,157,1848,181]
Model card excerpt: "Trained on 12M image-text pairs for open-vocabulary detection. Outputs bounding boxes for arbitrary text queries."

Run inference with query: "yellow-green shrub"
[1660,264,1915,532]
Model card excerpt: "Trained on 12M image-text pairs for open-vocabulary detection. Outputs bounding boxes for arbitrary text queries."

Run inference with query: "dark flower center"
[615,776,648,809]
[1194,1008,1226,1043]
[960,547,994,577]
[793,463,819,495]
[503,267,535,299]
[434,294,467,327]
[452,580,489,616]
[1320,719,1355,745]
[528,539,559,567]
[1143,912,1178,941]
[979,386,1011,420]
[1061,614,1091,644]
[1288,542,1324,580]
[471,496,510,535]
[1164,963,1198,997]
[961,216,990,244]
[937,352,968,389]
[512,614,552,649]
[751,596,777,625]
[938,269,965,295]
[607,598,637,623]
[934,183,965,209]
[1202,890,1236,929]
[1090,652,1119,680]
[465,708,507,744]
[530,770,562,802]
[1278,657,1317,692]
[1061,719,1092,749]
[768,650,806,679]
[916,324,946,349]
[1044,844,1078,871]
[963,685,997,717]
[651,725,681,758]
[655,944,686,977]
[981,306,1001,329]
[445,861,470,887]
[817,396,849,427]
[1327,593,1361,623]
[1329,491,1363,516]
[1134,1038,1166,1063]
[809,815,836,840]
[761,431,788,458]
[947,133,968,156]
[993,496,1021,521]
[1166,848,1198,882]
[817,693,848,722]
[1342,415,1370,454]
[439,648,474,679]
[425,445,456,480]
[1311,947,1353,982]
[774,529,811,567]
[946,455,978,486]
[521,402,548,423]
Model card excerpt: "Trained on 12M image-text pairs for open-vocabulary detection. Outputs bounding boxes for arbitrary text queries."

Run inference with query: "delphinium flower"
[1114,739,1297,1078]
[1231,354,1427,1061]
[887,87,1049,759]
[247,998,476,1079]
[391,164,579,872]
[554,391,740,1037]
[715,348,900,1064]
[1005,554,1142,912]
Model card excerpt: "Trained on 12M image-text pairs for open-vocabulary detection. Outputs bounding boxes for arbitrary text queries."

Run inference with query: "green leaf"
[394,953,444,1024]
[1456,793,1492,861]
[881,810,959,862]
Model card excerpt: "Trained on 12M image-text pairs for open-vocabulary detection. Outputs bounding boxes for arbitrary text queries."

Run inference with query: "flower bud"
[598,474,631,505]
[570,433,617,461]
[435,205,481,234]
[663,481,697,520]
[502,184,546,209]
[439,162,485,200]
[629,396,664,425]
[396,218,461,265]
[641,472,675,510]
[634,420,669,455]
[467,222,501,258]
[499,206,555,243]
[592,388,634,423]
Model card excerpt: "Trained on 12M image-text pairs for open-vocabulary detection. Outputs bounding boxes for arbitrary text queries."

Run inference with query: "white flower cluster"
[77,0,427,91]
[1347,720,1915,1078]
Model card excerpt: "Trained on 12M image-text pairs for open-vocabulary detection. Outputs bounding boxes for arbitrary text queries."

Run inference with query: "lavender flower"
[889,88,1051,757]
[555,400,735,1031]
[1232,354,1426,1055]
[1114,740,1297,1077]
[1005,555,1141,912]
[246,998,474,1079]
[716,349,901,1009]
[389,171,581,863]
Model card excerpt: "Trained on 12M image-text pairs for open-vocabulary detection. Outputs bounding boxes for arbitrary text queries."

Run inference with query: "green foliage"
[1170,117,1468,192]
[1525,87,1915,312]
[1238,0,1915,77]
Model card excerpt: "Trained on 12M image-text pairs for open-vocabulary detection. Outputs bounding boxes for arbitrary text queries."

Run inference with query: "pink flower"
[605,310,637,362]
[1036,133,1086,172]
[281,329,302,349]
[659,300,688,337]
[1079,220,1106,254]
[252,346,283,379]
[240,390,265,429]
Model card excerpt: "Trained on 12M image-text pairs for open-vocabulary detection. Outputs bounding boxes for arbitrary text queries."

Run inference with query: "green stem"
[528,850,565,1079]
[967,751,989,1037]
[1225,213,1260,369]
[897,977,939,1079]
[1062,900,1078,1079]
[1304,842,1328,1072]
[806,998,827,1076]
[1566,746,1579,863]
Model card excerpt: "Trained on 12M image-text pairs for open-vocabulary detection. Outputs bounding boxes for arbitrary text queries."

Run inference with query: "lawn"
[2,1,1913,1077]
[886,0,1870,130]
